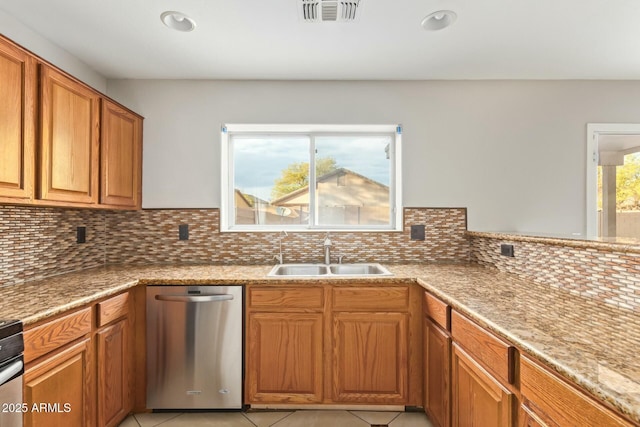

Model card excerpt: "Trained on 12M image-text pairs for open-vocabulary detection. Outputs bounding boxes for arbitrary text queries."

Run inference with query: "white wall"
[0,9,106,92]
[106,79,640,234]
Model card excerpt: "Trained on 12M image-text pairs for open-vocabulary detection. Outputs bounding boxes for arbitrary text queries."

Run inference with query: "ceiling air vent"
[300,0,361,22]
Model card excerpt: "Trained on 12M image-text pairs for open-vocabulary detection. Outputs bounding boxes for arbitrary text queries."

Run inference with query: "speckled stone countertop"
[1,263,638,423]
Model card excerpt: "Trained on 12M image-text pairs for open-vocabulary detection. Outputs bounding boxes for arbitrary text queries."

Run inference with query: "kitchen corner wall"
[470,234,640,312]
[0,206,469,286]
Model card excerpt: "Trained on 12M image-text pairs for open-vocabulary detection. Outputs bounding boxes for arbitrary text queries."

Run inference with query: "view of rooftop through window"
[230,133,394,228]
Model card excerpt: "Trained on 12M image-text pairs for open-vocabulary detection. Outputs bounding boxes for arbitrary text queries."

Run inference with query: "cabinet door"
[100,99,142,208]
[0,37,35,201]
[332,312,408,403]
[247,312,323,403]
[424,318,451,427]
[452,343,513,427]
[24,338,93,427]
[39,65,99,204]
[97,318,131,427]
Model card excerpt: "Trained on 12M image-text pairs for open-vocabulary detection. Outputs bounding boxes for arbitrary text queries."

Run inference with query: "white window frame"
[220,124,403,232]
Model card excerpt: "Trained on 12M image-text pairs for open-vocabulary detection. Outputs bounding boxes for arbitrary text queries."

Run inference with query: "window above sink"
[220,124,403,232]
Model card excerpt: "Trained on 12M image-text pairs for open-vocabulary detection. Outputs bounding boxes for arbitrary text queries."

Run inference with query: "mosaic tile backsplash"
[105,207,470,265]
[0,206,469,286]
[470,235,640,312]
[0,205,106,287]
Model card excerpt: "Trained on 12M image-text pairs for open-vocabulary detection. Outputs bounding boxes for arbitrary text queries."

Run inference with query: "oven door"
[0,356,24,427]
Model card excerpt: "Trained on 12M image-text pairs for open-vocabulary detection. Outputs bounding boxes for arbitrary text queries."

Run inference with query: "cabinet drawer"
[24,307,92,363]
[248,287,324,310]
[424,291,450,330]
[332,286,409,311]
[451,310,515,385]
[98,292,129,327]
[520,355,634,427]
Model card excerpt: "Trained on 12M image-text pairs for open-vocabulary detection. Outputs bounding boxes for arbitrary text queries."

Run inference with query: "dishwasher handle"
[155,294,234,303]
[0,359,23,386]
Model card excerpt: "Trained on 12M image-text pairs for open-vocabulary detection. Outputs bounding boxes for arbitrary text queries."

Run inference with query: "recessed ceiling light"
[421,10,457,31]
[160,11,197,32]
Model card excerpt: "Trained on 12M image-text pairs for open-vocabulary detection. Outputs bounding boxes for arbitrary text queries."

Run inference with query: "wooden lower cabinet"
[23,291,133,427]
[520,355,634,427]
[245,284,418,406]
[451,343,514,427]
[247,312,323,403]
[97,318,131,427]
[423,318,451,427]
[24,338,94,427]
[332,311,408,403]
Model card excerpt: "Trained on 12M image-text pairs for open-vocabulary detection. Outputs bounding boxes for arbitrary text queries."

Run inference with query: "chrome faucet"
[274,230,288,264]
[323,232,332,264]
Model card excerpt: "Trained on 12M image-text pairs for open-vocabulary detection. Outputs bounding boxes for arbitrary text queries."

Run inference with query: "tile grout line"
[269,410,296,427]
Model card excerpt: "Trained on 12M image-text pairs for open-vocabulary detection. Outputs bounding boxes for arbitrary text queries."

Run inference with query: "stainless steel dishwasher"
[146,285,243,409]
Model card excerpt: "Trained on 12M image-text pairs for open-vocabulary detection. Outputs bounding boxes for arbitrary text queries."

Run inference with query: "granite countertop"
[1,263,638,423]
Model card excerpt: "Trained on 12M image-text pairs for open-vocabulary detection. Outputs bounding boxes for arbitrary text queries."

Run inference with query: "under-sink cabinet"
[22,291,133,427]
[245,283,422,406]
[246,286,325,403]
[331,286,411,403]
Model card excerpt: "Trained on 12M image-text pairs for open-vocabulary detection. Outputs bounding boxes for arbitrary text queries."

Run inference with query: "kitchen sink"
[329,264,391,275]
[268,263,392,277]
[268,264,329,276]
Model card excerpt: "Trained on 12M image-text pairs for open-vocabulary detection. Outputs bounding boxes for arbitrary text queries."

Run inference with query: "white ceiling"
[2,0,640,80]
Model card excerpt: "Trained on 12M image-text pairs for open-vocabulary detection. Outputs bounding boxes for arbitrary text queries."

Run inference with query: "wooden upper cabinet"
[0,37,35,201]
[39,64,100,204]
[100,99,142,208]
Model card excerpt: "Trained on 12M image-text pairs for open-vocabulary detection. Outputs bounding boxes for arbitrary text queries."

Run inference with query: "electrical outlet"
[179,224,189,240]
[77,226,86,244]
[410,225,425,241]
[500,244,515,257]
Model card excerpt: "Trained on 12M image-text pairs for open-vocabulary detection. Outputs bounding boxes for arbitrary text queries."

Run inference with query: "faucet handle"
[338,255,344,264]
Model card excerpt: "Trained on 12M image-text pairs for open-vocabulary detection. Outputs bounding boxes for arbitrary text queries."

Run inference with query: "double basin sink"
[268,263,392,277]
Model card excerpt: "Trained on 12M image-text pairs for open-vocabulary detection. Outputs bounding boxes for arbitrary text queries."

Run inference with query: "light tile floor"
[118,410,434,427]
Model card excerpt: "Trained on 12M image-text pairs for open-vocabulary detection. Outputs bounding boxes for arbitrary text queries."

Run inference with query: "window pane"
[315,135,392,226]
[233,136,310,226]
